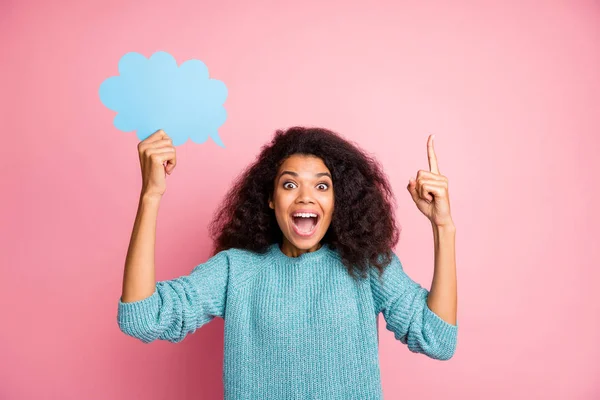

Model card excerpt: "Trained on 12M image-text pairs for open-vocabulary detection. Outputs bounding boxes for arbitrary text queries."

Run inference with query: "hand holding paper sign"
[138,129,177,198]
[99,51,228,147]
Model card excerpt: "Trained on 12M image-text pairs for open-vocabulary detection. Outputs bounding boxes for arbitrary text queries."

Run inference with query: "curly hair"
[208,126,400,281]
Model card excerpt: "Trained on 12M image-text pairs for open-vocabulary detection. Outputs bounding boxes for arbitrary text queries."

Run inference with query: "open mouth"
[291,213,320,236]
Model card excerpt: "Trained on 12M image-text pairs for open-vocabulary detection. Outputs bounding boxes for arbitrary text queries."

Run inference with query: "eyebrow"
[278,171,332,180]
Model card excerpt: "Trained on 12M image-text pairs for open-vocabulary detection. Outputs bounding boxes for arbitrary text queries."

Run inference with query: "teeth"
[292,212,318,218]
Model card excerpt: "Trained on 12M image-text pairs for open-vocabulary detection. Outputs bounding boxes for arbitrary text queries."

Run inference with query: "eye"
[283,181,330,190]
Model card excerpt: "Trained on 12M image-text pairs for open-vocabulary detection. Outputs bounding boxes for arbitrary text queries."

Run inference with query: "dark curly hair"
[208,126,400,281]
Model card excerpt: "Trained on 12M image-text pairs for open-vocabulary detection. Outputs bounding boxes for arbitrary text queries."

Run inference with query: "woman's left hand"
[406,134,454,228]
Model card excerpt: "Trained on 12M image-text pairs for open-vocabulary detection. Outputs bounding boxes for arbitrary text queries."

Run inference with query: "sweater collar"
[269,242,335,262]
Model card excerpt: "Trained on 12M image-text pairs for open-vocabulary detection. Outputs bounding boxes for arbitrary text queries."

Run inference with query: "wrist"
[432,220,456,232]
[140,191,162,204]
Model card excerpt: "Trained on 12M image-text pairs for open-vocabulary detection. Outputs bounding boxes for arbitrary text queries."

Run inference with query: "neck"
[280,240,322,258]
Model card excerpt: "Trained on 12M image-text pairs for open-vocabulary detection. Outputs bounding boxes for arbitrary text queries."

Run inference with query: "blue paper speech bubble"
[99,51,228,147]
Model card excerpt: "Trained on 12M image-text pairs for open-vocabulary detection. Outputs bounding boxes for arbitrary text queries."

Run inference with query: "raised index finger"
[428,134,440,174]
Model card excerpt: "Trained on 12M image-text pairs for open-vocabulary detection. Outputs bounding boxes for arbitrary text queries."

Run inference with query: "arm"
[394,134,457,359]
[427,222,457,325]
[118,193,230,343]
[370,248,458,360]
[120,193,161,304]
[117,249,231,343]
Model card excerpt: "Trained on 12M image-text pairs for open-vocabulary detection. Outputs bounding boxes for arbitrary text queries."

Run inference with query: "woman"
[118,126,458,399]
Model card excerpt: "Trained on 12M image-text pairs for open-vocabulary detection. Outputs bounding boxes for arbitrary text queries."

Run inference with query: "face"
[269,154,334,257]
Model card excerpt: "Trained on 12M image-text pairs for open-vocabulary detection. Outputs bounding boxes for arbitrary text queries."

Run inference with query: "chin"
[285,233,323,249]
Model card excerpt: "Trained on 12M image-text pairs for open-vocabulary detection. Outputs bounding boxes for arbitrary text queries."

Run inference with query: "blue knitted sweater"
[117,242,458,399]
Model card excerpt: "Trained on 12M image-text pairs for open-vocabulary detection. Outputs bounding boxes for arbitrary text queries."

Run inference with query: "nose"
[296,186,316,204]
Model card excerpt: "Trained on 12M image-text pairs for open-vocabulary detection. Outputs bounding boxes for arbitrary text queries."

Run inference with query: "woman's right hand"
[138,129,177,198]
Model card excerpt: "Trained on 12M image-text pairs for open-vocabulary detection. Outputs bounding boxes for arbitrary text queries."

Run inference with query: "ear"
[268,196,274,209]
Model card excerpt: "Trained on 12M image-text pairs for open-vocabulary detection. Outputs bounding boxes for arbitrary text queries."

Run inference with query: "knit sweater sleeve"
[116,250,230,344]
[370,251,458,360]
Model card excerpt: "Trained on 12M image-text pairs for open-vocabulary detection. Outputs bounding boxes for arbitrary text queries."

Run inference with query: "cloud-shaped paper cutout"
[99,51,227,147]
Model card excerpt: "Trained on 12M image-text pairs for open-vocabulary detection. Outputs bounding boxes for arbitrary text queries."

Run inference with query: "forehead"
[277,154,329,173]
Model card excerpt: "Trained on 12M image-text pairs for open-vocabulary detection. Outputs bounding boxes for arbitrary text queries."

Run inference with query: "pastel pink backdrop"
[2,0,599,399]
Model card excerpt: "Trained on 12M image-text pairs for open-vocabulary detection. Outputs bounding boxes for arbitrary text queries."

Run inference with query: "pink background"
[2,0,599,398]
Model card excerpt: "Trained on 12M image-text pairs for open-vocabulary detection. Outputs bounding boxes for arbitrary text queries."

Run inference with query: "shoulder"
[213,246,270,289]
[369,249,402,280]
[368,249,419,294]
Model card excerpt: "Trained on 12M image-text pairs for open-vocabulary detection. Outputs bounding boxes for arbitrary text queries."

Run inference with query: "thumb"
[407,178,419,203]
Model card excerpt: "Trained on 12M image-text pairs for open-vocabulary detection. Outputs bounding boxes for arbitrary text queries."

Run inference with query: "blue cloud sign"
[99,51,228,147]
